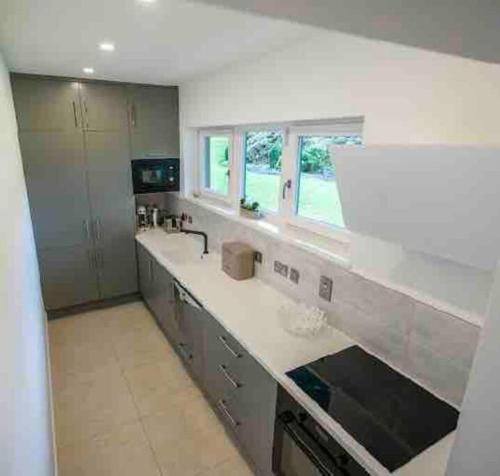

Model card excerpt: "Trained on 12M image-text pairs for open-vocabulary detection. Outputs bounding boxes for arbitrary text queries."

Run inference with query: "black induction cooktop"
[286,345,459,472]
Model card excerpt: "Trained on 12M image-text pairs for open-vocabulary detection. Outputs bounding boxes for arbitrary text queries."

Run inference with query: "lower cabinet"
[137,243,177,342]
[203,311,277,476]
[174,283,206,383]
[137,242,277,476]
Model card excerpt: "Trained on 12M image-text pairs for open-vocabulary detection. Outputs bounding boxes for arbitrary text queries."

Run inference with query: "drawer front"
[204,313,277,475]
[214,392,244,434]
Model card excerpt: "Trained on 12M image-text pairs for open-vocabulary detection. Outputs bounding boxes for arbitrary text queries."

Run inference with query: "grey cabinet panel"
[38,245,99,310]
[236,360,277,476]
[138,243,154,308]
[177,300,206,382]
[85,130,135,242]
[19,131,92,250]
[96,240,137,299]
[128,85,179,158]
[203,311,276,476]
[80,83,129,131]
[85,130,137,298]
[11,76,81,131]
[154,265,178,342]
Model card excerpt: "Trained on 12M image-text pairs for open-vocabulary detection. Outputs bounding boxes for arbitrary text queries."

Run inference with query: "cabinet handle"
[83,219,90,241]
[83,100,89,129]
[218,365,241,389]
[218,336,242,359]
[94,218,101,242]
[130,104,137,128]
[217,400,240,427]
[72,101,78,128]
[149,260,153,282]
[178,342,192,362]
[282,179,292,199]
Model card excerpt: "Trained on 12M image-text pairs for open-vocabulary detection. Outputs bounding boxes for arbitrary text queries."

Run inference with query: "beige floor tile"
[112,327,176,369]
[153,426,241,476]
[57,421,161,476]
[50,338,118,378]
[105,301,159,338]
[123,358,201,417]
[55,365,139,446]
[203,455,255,476]
[48,311,113,348]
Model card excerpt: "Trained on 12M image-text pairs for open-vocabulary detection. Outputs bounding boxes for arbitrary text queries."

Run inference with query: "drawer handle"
[217,400,240,427]
[178,343,192,362]
[218,336,242,359]
[218,364,241,389]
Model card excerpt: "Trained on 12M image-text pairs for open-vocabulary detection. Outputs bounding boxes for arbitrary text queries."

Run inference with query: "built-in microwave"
[131,158,180,194]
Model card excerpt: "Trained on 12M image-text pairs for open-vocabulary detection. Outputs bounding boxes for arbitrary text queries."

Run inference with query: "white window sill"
[184,195,351,269]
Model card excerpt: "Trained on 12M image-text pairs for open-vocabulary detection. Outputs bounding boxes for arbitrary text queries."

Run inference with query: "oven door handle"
[281,414,349,476]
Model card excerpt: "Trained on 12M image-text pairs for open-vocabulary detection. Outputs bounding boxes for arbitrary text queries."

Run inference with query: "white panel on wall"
[336,145,500,271]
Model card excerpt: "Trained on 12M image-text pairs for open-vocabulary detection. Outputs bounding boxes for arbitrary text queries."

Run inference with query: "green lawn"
[245,170,344,227]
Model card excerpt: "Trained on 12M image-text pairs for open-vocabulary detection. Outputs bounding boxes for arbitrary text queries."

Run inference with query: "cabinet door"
[154,265,178,343]
[204,312,276,476]
[80,83,129,131]
[11,76,82,131]
[236,359,277,476]
[19,131,93,250]
[137,243,154,308]
[128,85,179,159]
[176,294,206,383]
[85,130,137,299]
[38,245,99,310]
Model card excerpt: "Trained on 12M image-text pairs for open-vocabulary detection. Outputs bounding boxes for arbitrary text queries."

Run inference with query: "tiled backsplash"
[162,194,481,407]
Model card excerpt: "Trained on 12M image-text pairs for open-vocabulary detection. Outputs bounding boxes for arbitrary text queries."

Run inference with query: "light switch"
[319,275,333,302]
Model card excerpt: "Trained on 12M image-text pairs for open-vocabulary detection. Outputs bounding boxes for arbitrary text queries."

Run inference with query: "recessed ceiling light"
[83,67,94,74]
[99,42,115,52]
[137,0,156,4]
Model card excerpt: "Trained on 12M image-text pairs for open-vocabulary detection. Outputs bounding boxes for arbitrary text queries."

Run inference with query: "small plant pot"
[240,208,262,220]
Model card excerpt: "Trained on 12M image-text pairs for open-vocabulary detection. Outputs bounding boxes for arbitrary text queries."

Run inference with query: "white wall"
[446,263,500,474]
[179,29,500,322]
[0,51,55,476]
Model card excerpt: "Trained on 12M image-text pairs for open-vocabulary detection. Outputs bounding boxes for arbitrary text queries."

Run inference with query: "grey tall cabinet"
[11,75,179,311]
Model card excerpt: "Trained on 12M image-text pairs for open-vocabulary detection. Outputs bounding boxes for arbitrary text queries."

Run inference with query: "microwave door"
[132,159,180,194]
[142,168,164,185]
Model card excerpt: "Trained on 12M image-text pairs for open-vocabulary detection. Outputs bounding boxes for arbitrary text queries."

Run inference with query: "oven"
[131,158,179,194]
[273,386,369,476]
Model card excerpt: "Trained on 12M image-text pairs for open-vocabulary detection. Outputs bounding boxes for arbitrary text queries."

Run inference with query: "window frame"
[239,126,287,217]
[192,118,363,244]
[197,129,234,204]
[285,121,363,242]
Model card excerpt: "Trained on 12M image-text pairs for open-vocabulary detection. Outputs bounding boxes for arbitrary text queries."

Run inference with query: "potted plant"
[240,198,262,219]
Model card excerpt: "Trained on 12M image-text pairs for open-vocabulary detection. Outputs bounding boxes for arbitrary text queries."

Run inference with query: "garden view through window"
[243,131,283,211]
[204,135,230,196]
[199,124,362,233]
[297,135,362,227]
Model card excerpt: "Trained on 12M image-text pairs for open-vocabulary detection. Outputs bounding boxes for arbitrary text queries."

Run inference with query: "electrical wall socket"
[290,268,300,284]
[319,275,333,302]
[274,260,288,278]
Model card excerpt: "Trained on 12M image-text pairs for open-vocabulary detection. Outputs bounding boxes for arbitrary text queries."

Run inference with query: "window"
[243,131,283,211]
[295,134,362,228]
[194,119,363,243]
[200,132,231,197]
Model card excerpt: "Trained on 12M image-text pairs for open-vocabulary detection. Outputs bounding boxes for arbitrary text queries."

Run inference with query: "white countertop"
[136,229,455,476]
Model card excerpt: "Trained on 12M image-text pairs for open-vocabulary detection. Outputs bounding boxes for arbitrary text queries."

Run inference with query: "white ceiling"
[191,0,500,65]
[0,0,313,85]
